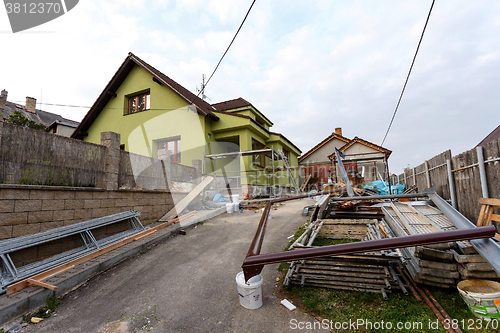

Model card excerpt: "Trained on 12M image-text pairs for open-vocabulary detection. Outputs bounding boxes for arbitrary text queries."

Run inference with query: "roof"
[298,132,351,162]
[212,97,273,126]
[71,52,219,139]
[269,132,301,154]
[2,101,78,128]
[328,136,392,160]
[476,125,500,147]
[47,118,80,130]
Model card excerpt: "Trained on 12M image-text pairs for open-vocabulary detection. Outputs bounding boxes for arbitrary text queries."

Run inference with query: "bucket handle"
[462,290,483,304]
[238,288,260,298]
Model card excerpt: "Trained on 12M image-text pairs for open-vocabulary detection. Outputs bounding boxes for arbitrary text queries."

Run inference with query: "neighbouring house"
[0,89,79,137]
[298,127,391,190]
[71,53,301,198]
[476,125,500,147]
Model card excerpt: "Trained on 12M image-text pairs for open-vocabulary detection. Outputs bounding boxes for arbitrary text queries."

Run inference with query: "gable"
[342,141,382,155]
[300,137,347,164]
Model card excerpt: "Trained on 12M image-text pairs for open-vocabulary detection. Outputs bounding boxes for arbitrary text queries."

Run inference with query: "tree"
[5,111,48,131]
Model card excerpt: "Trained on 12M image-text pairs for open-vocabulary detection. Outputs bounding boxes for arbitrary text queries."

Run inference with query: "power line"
[197,0,257,97]
[381,0,435,146]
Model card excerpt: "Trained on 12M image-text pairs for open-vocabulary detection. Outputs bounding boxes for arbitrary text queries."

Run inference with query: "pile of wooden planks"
[382,201,498,288]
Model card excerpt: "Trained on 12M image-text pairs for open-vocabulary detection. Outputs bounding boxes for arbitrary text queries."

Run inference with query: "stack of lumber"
[452,249,500,280]
[284,218,408,299]
[382,201,497,288]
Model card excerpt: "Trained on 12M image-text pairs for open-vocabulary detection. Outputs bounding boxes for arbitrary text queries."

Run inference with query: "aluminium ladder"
[275,149,301,194]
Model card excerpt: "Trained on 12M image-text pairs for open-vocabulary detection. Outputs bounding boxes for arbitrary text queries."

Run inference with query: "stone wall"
[0,185,174,266]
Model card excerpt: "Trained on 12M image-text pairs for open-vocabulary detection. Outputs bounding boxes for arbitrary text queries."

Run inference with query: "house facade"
[298,128,391,189]
[72,53,301,198]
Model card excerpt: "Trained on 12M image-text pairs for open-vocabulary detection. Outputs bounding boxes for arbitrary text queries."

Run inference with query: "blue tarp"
[364,181,405,195]
[213,193,230,203]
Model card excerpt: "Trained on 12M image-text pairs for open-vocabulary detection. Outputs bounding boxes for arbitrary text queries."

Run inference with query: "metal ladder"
[275,149,301,194]
[0,210,144,293]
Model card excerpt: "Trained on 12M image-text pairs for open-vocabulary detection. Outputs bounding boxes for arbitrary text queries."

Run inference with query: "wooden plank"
[27,279,57,291]
[416,273,456,285]
[134,230,158,241]
[477,204,488,227]
[479,197,500,206]
[464,262,496,272]
[451,249,486,263]
[419,260,457,271]
[159,176,213,221]
[458,265,500,279]
[419,267,459,279]
[414,247,454,262]
[389,202,416,235]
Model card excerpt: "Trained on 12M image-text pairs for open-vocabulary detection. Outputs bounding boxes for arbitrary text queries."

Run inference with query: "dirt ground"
[20,198,321,333]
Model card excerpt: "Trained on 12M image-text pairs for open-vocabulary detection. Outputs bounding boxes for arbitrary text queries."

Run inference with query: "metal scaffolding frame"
[203,147,300,199]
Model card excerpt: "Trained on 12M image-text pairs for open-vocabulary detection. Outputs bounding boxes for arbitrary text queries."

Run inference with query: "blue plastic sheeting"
[213,193,230,203]
[364,181,405,195]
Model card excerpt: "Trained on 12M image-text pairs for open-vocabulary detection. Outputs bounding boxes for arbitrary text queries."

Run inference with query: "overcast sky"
[1,0,499,174]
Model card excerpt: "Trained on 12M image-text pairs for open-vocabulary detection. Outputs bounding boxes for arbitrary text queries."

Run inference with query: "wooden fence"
[0,123,106,187]
[391,138,500,222]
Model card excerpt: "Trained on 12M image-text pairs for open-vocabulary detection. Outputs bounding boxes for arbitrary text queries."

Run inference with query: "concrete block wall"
[0,185,174,266]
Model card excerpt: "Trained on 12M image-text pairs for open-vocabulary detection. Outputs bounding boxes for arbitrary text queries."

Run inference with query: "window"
[158,137,181,163]
[128,92,150,114]
[252,139,265,167]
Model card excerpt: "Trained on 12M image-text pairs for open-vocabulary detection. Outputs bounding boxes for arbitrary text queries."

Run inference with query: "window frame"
[157,137,181,163]
[252,139,265,168]
[127,92,150,114]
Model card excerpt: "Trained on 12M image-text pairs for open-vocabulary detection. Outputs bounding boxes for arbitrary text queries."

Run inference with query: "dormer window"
[128,92,150,114]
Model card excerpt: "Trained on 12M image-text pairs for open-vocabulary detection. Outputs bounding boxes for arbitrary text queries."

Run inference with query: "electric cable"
[381,0,435,146]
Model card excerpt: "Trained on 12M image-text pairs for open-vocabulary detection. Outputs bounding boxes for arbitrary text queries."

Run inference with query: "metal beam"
[334,148,355,197]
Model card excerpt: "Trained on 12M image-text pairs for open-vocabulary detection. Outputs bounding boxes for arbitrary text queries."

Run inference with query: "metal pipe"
[476,146,489,198]
[270,188,345,203]
[426,188,500,276]
[422,286,463,333]
[242,225,495,281]
[329,192,429,202]
[425,161,431,189]
[396,266,420,301]
[446,159,457,209]
[412,167,416,186]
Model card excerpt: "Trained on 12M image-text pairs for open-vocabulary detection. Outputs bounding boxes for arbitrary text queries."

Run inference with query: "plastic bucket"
[234,203,240,212]
[226,203,234,214]
[457,280,500,319]
[235,272,263,309]
[232,194,240,204]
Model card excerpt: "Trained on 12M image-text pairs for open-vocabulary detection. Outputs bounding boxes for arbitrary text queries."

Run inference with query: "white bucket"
[235,272,263,309]
[457,280,500,319]
[232,194,240,204]
[226,203,234,214]
[234,203,240,212]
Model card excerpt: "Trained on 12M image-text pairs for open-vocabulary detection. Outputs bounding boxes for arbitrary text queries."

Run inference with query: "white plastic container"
[234,203,240,212]
[226,203,234,214]
[235,272,263,309]
[231,194,240,204]
[457,279,500,319]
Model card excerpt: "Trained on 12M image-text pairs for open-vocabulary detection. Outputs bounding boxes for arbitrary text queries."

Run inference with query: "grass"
[32,292,62,319]
[279,228,499,333]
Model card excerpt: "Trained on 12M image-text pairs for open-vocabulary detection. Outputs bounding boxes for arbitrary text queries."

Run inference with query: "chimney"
[0,90,7,122]
[335,127,342,136]
[26,96,36,113]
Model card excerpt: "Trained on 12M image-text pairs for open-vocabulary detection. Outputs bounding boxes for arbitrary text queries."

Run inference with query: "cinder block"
[54,210,74,221]
[28,211,54,224]
[84,199,101,209]
[107,191,122,199]
[61,239,83,252]
[118,191,134,199]
[114,198,130,207]
[13,223,41,237]
[0,226,13,239]
[100,198,115,208]
[10,247,38,267]
[0,189,29,200]
[0,200,15,213]
[107,207,123,215]
[92,191,108,199]
[91,208,107,218]
[54,191,75,200]
[74,209,92,220]
[0,212,28,226]
[141,205,153,213]
[139,198,152,206]
[14,200,42,212]
[41,199,65,211]
[29,190,55,200]
[74,191,93,200]
[133,192,145,199]
[39,221,64,232]
[64,199,84,210]
[38,242,63,259]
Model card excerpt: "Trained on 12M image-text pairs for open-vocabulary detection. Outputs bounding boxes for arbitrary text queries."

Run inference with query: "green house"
[72,53,301,199]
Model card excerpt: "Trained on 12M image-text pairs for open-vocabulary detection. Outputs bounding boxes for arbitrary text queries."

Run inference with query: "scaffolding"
[203,147,300,199]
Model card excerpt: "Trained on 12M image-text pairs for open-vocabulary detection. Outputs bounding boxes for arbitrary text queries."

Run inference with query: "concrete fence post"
[158,149,172,185]
[100,131,120,190]
[424,161,431,189]
[446,159,457,209]
[476,146,489,199]
[0,89,7,149]
[192,159,202,185]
